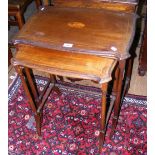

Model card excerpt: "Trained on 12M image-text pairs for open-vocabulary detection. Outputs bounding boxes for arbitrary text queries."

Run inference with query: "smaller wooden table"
[12,44,117,151]
[13,6,136,60]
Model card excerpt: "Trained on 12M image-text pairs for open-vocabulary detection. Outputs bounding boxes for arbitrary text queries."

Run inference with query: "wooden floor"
[8,2,147,96]
[128,48,147,96]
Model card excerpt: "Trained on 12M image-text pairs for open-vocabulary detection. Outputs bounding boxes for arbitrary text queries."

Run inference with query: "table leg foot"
[138,67,146,76]
[50,74,62,95]
[110,116,118,138]
[52,86,62,96]
[35,112,42,136]
[99,83,108,153]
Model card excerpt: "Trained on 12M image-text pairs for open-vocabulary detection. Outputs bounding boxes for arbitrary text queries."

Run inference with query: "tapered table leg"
[111,60,126,137]
[14,65,42,136]
[124,57,133,96]
[25,67,39,103]
[50,74,61,95]
[99,83,108,153]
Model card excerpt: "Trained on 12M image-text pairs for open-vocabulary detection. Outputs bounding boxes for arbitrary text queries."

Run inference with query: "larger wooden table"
[13,7,136,59]
[12,6,136,152]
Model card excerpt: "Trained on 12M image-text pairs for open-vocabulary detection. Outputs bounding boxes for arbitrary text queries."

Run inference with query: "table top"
[53,0,138,6]
[13,6,137,60]
[52,0,138,12]
[13,44,117,83]
[102,0,138,4]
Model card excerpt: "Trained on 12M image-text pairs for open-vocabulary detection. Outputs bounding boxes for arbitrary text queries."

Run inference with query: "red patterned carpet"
[8,76,147,155]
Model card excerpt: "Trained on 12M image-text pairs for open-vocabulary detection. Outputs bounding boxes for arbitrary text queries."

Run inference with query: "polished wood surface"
[12,44,116,83]
[52,0,138,12]
[13,7,136,60]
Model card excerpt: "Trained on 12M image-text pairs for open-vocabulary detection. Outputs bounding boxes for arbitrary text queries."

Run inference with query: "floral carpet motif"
[8,76,147,155]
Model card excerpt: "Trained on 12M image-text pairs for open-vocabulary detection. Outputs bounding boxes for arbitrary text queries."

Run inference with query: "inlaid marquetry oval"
[35,32,45,36]
[68,22,85,28]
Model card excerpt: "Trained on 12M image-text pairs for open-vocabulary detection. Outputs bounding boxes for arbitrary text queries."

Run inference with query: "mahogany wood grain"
[13,44,116,83]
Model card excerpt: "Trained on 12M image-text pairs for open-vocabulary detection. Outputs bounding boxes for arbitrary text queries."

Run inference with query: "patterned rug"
[8,76,147,155]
